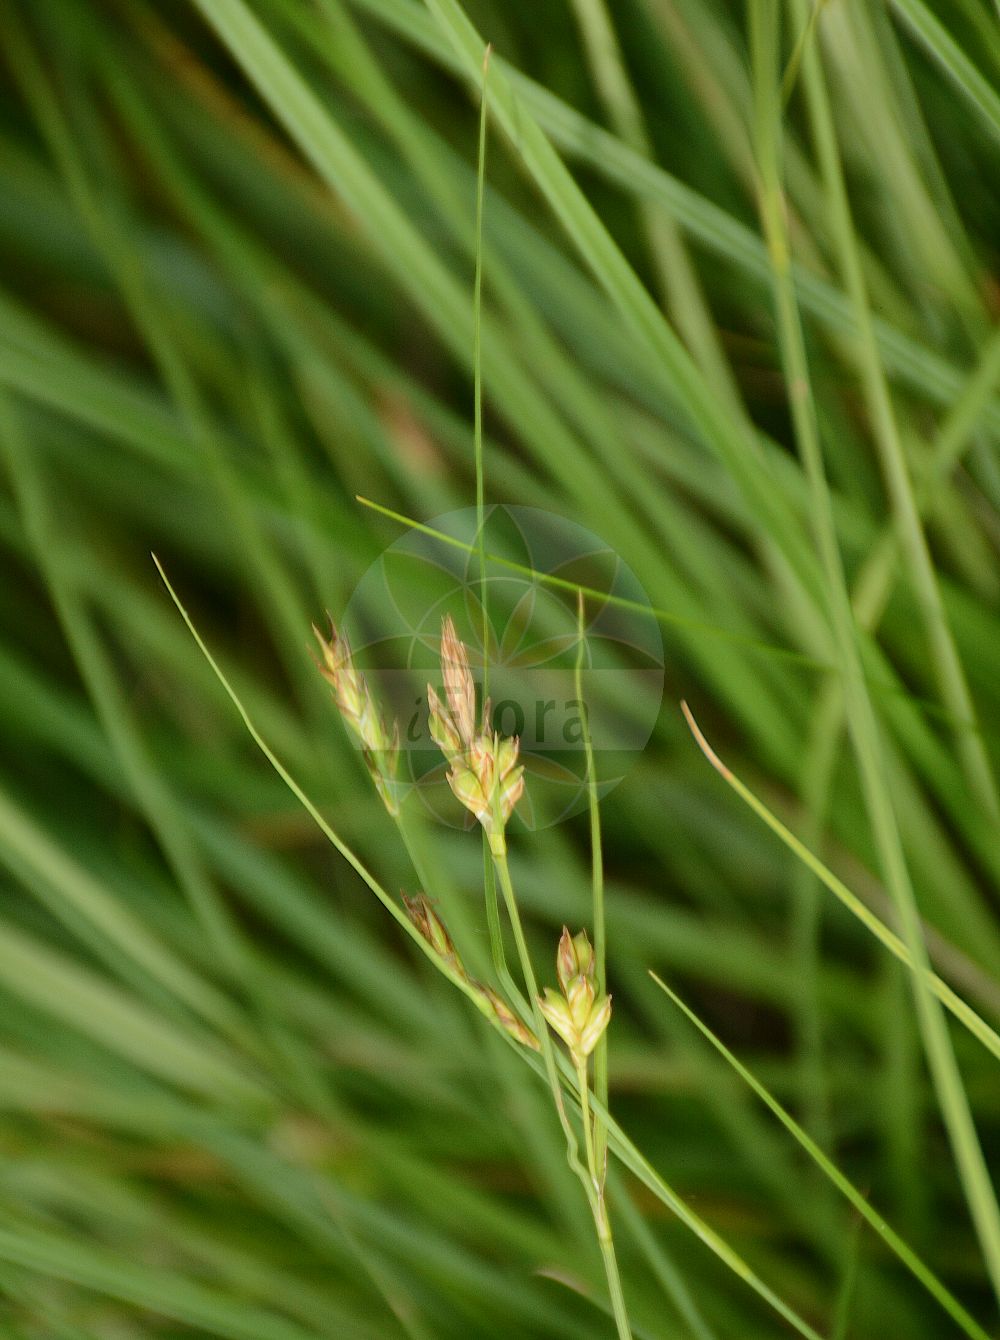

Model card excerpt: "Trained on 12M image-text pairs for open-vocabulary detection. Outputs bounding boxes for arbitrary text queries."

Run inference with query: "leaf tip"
[680,700,732,781]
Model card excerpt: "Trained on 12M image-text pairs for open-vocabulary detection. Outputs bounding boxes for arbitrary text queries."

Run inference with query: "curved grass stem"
[491,843,631,1338]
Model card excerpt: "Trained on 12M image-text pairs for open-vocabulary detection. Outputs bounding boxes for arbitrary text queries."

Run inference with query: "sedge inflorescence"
[538,927,611,1068]
[427,614,524,854]
[314,611,612,1068]
[313,619,400,816]
[403,893,538,1050]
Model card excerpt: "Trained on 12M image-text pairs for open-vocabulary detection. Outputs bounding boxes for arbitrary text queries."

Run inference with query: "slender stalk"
[492,844,631,1339]
[473,43,490,695]
[575,1062,605,1234]
[484,841,526,1018]
[576,1059,630,1340]
[471,47,512,995]
[161,550,825,1340]
[575,592,608,1171]
[491,847,584,1151]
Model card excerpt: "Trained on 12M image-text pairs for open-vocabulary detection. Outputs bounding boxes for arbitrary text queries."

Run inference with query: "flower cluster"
[313,619,400,815]
[428,615,524,854]
[538,927,611,1068]
[403,893,538,1050]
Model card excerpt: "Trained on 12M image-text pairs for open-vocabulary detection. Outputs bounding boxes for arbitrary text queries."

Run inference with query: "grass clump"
[1,1,1000,1337]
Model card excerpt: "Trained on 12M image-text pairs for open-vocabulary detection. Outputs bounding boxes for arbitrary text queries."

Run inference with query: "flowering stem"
[576,1059,606,1235]
[482,839,526,1016]
[492,847,558,1072]
[473,46,491,705]
[577,1058,630,1340]
[575,591,608,1171]
[492,840,631,1337]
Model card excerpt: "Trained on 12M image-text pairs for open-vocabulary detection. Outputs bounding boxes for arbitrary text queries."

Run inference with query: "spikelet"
[557,927,594,994]
[427,684,462,763]
[314,618,400,815]
[478,985,540,1051]
[402,893,459,968]
[403,892,538,1049]
[439,614,477,747]
[538,927,611,1067]
[427,617,525,852]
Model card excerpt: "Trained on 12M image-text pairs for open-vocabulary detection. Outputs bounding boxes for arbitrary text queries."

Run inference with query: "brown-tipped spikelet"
[427,684,462,762]
[402,893,460,970]
[427,617,525,852]
[403,892,538,1049]
[314,618,400,815]
[439,614,477,748]
[539,927,611,1067]
[479,986,540,1051]
[557,926,595,995]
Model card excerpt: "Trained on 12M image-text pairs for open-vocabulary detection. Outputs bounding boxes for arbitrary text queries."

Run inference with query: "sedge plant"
[316,598,631,1336]
[4,1,1000,1336]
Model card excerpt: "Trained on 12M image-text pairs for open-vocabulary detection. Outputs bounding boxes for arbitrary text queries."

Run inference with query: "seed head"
[427,683,463,762]
[557,926,594,995]
[538,988,577,1052]
[578,994,612,1059]
[447,762,491,827]
[440,614,477,748]
[479,986,540,1050]
[314,618,400,815]
[428,619,526,846]
[403,892,538,1050]
[403,893,461,971]
[539,927,611,1066]
[314,622,383,751]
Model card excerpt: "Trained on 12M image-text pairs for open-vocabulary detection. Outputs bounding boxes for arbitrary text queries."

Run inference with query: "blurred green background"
[1,0,1000,1335]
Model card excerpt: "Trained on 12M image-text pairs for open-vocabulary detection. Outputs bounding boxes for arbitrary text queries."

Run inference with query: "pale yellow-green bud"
[314,619,399,814]
[497,766,525,825]
[468,734,494,790]
[428,684,462,762]
[429,619,527,843]
[494,735,519,778]
[578,994,612,1059]
[475,732,524,826]
[540,928,611,1064]
[538,988,577,1052]
[557,926,594,995]
[565,973,596,1034]
[493,736,524,821]
[447,763,491,825]
[402,893,461,970]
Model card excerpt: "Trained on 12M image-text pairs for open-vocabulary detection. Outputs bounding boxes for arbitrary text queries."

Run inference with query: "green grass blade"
[889,0,1000,143]
[749,2,1000,1301]
[650,971,993,1340]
